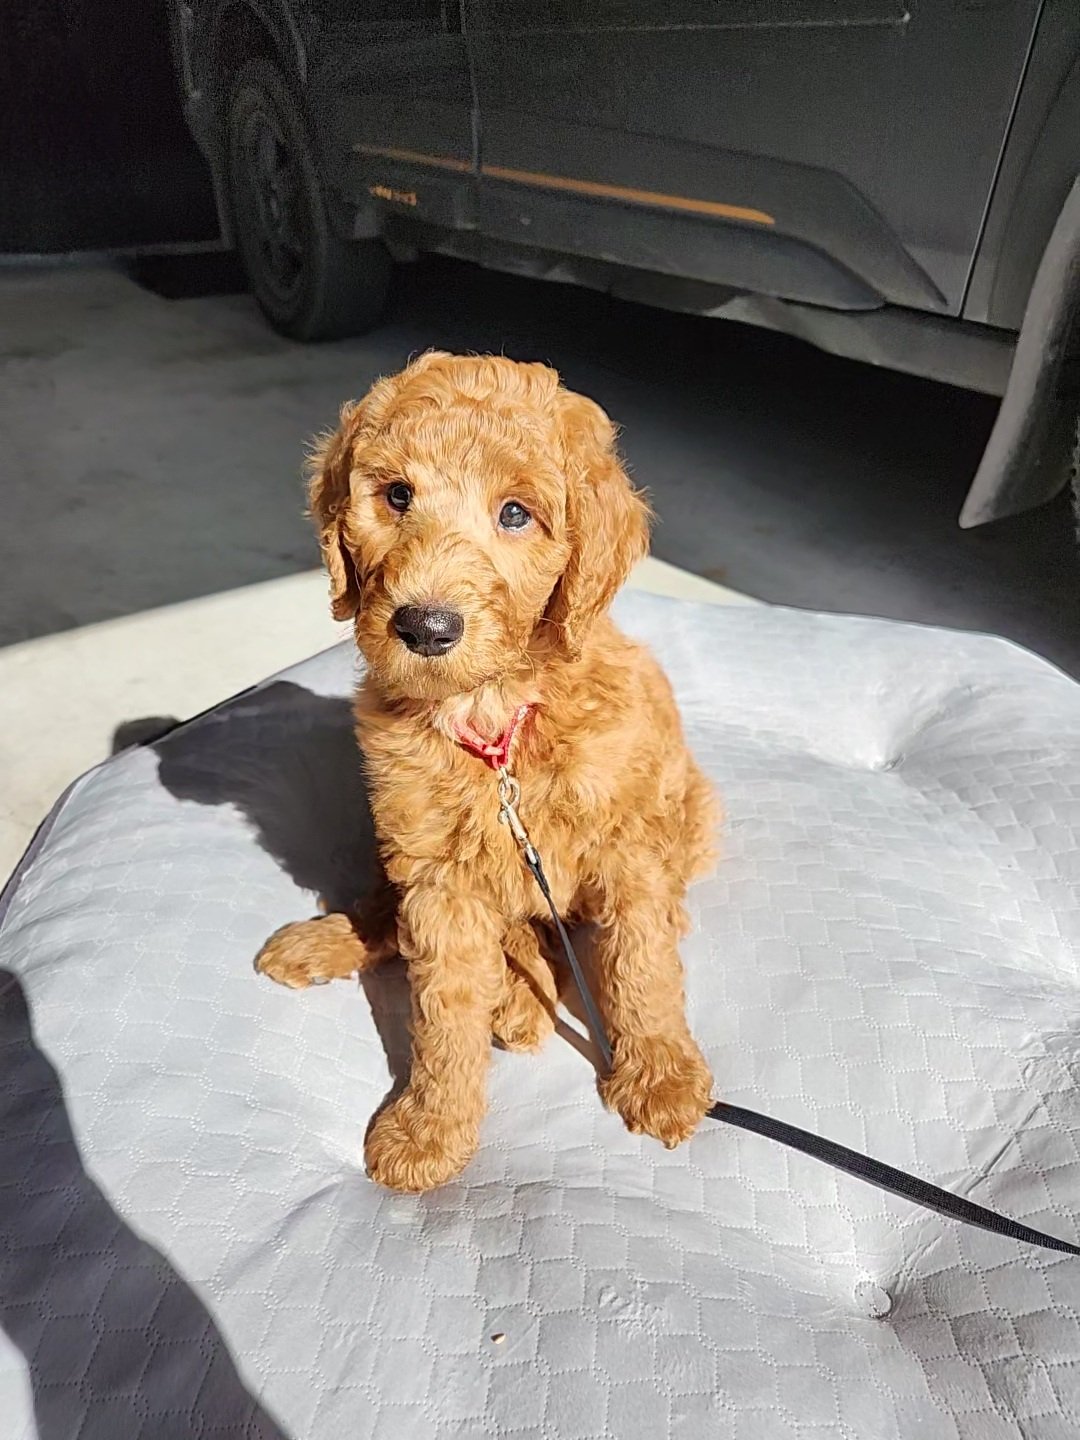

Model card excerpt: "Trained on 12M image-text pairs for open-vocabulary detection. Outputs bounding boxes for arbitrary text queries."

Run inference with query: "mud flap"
[960,177,1080,528]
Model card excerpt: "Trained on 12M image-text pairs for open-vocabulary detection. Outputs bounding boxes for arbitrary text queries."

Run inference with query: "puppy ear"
[307,402,362,621]
[307,363,423,619]
[547,391,651,658]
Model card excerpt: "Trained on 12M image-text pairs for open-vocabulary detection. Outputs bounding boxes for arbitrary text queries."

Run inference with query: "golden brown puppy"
[257,353,716,1193]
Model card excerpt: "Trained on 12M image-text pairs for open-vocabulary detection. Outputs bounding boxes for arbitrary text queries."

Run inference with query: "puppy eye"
[498,501,532,532]
[385,482,412,514]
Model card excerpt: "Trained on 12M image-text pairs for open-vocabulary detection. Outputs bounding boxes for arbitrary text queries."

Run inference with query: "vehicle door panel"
[304,1,477,234]
[466,0,1041,313]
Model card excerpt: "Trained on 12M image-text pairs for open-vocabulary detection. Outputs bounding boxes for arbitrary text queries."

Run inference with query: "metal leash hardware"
[493,765,1080,1258]
[496,767,538,865]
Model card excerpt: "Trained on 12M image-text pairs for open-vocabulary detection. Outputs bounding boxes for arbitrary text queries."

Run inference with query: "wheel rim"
[236,103,307,307]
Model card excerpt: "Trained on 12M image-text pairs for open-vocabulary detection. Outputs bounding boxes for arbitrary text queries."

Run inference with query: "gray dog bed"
[2,591,1079,1440]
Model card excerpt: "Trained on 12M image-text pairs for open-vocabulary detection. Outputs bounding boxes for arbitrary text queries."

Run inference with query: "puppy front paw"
[365,1095,478,1193]
[255,913,378,989]
[601,1036,713,1149]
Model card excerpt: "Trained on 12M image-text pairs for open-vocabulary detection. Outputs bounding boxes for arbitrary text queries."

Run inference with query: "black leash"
[499,778,1080,1258]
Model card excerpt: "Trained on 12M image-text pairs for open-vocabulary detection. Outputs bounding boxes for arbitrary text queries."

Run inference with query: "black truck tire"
[225,58,390,341]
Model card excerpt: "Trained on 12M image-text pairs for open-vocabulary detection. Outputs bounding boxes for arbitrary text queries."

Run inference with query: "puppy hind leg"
[492,922,558,1053]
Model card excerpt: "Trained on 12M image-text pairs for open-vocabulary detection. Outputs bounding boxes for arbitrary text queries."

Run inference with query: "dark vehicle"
[169,1,1080,526]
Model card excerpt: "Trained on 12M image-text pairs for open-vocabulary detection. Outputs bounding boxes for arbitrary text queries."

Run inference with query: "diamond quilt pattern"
[2,593,1080,1440]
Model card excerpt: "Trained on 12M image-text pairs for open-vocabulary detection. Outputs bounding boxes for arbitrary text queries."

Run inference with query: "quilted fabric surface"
[2,592,1080,1440]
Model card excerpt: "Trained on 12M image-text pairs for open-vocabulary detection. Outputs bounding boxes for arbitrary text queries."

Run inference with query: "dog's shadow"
[152,681,413,1092]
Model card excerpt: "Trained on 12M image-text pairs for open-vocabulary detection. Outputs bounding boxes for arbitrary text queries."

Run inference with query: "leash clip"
[496,767,539,866]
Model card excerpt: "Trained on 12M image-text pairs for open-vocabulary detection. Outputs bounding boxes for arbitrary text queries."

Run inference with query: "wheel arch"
[201,1,306,246]
[209,0,304,95]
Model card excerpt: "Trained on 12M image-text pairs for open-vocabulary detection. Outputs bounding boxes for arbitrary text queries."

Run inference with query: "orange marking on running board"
[483,163,774,226]
[353,144,774,226]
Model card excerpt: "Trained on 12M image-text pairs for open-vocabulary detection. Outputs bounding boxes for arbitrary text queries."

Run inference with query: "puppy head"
[308,352,650,700]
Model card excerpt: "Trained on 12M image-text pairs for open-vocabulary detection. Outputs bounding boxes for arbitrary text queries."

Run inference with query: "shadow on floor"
[122,251,246,301]
[0,966,289,1440]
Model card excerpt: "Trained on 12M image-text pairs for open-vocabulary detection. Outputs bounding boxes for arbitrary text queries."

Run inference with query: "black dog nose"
[392,605,464,657]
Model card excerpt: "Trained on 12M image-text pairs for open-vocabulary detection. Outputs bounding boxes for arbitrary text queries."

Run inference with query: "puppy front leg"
[591,876,713,1149]
[365,886,503,1193]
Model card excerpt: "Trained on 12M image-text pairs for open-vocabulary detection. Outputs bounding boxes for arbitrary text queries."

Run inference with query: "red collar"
[453,703,533,770]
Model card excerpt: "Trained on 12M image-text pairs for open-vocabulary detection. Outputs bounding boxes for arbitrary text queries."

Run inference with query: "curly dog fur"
[256,353,717,1192]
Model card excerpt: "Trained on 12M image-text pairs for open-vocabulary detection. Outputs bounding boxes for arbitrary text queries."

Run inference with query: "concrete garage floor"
[4,253,1078,651]
[1,253,1078,871]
